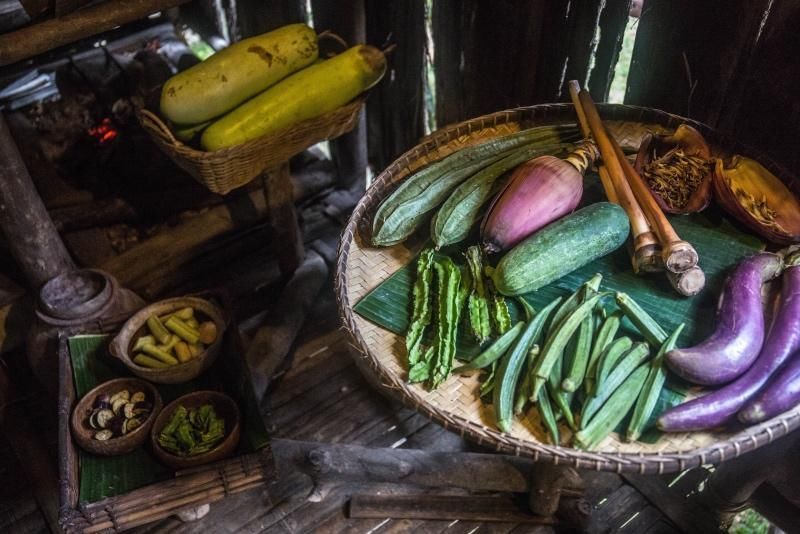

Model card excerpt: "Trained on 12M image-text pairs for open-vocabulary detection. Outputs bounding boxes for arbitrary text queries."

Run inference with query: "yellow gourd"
[160,23,318,124]
[200,45,386,151]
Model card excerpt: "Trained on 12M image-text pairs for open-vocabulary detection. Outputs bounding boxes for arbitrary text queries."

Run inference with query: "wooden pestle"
[566,81,661,273]
[567,81,705,295]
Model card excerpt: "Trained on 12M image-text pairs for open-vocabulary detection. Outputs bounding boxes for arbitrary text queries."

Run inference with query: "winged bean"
[406,249,435,368]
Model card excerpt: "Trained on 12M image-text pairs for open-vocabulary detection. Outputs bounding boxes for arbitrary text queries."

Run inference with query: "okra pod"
[407,249,435,367]
[582,342,650,424]
[480,360,499,398]
[494,298,561,432]
[574,365,649,449]
[562,314,594,392]
[146,315,171,344]
[537,388,560,445]
[585,311,623,394]
[616,292,668,346]
[594,336,634,391]
[547,274,603,337]
[627,323,685,441]
[453,322,523,373]
[530,292,608,399]
[514,345,539,415]
[165,316,201,344]
[547,381,576,431]
[141,343,179,365]
[517,297,536,322]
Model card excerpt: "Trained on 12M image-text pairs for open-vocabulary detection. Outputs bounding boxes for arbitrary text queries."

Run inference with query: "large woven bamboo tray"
[335,103,800,475]
[58,293,274,533]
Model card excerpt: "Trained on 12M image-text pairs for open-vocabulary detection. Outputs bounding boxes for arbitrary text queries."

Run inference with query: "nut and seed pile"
[88,389,152,441]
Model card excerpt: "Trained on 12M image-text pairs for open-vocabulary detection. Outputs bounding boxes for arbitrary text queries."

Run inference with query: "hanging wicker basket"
[335,102,800,475]
[137,97,364,195]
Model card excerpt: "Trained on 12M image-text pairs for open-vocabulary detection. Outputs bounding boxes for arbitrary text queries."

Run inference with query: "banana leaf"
[354,173,764,441]
[69,330,270,503]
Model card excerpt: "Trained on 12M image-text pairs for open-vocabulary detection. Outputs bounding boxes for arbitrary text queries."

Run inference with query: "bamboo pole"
[576,89,700,274]
[568,81,705,296]
[566,81,661,273]
[82,477,263,533]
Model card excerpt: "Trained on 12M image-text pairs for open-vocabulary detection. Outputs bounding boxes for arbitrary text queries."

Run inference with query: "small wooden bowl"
[71,377,162,456]
[150,391,241,469]
[109,297,226,384]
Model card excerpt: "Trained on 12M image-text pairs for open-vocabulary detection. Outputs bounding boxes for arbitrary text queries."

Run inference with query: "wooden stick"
[567,81,661,273]
[577,90,699,274]
[0,0,192,67]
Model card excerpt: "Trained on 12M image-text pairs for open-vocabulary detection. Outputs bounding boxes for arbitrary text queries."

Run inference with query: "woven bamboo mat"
[336,104,800,474]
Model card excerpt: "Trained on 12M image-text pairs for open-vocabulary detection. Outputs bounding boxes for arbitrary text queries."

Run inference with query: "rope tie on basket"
[105,505,120,532]
[218,465,231,495]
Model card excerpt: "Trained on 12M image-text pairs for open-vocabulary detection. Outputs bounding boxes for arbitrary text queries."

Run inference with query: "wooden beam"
[0,114,74,288]
[0,0,192,67]
[348,494,557,525]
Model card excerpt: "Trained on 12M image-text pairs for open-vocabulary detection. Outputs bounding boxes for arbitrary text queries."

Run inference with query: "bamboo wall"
[4,1,798,178]
[174,0,800,182]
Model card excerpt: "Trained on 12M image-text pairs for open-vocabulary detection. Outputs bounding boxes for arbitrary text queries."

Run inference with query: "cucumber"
[491,203,629,296]
[161,24,318,124]
[201,45,386,151]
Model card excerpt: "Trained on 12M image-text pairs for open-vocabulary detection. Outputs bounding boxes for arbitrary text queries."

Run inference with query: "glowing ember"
[88,117,118,144]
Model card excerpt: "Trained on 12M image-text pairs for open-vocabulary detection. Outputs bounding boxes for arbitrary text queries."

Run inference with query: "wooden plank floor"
[0,187,724,533]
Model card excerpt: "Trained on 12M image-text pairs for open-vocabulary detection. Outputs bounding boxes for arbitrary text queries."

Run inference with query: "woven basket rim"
[137,96,365,159]
[335,102,800,475]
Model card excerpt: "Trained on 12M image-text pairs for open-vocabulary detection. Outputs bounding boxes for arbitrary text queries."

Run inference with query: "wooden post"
[0,114,74,289]
[311,0,368,191]
[263,163,304,275]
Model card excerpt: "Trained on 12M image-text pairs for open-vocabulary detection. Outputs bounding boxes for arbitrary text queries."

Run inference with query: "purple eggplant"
[739,350,800,423]
[659,263,800,431]
[665,253,783,386]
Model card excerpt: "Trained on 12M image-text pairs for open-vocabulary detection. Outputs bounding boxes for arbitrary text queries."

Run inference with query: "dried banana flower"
[635,124,714,214]
[713,155,800,245]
